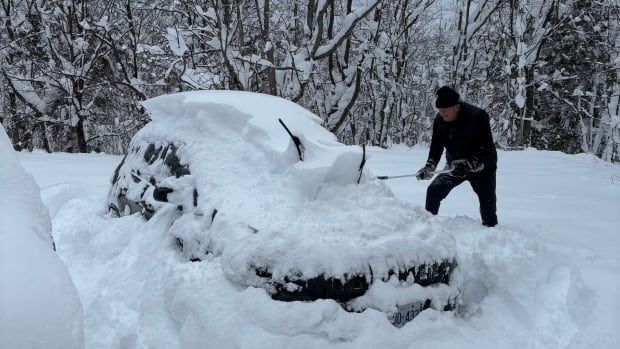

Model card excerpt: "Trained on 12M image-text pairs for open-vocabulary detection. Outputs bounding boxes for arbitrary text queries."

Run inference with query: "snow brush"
[377,169,453,180]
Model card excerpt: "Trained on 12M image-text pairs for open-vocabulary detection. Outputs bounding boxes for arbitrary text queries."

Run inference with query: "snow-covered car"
[107,91,460,327]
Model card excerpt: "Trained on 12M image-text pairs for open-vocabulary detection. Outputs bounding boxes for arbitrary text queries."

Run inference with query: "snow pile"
[110,91,457,287]
[0,126,84,348]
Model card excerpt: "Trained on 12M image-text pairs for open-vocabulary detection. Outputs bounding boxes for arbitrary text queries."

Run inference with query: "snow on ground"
[0,129,84,348]
[368,145,620,348]
[16,146,620,349]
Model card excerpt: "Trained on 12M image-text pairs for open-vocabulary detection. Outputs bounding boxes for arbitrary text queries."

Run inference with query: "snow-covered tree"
[1,0,617,162]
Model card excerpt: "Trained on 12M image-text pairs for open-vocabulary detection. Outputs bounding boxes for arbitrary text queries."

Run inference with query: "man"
[416,86,498,227]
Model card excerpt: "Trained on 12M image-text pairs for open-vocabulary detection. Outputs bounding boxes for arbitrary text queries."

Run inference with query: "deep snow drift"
[0,126,84,348]
[16,145,620,349]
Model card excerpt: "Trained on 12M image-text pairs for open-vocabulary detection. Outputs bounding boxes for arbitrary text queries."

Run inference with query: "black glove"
[416,160,436,180]
[449,159,484,178]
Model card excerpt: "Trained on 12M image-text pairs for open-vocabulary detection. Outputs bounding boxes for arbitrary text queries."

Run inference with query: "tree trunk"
[76,117,87,153]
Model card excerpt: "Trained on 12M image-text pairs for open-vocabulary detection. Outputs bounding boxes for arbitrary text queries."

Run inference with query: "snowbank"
[0,126,84,348]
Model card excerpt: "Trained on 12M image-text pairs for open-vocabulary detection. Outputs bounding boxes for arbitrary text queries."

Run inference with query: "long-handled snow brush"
[377,169,452,180]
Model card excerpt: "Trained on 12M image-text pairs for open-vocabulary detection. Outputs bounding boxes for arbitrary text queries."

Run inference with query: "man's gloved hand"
[416,160,437,180]
[449,159,484,178]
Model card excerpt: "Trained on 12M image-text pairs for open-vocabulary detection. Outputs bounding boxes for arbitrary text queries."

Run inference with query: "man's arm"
[427,117,444,167]
[416,117,444,180]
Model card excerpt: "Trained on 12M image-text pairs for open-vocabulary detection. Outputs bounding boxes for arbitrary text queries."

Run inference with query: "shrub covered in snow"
[107,91,461,327]
[0,126,84,348]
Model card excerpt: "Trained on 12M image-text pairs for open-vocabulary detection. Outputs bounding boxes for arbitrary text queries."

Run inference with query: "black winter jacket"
[427,102,497,171]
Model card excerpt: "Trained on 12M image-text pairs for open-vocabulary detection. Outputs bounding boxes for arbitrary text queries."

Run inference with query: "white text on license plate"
[388,301,427,328]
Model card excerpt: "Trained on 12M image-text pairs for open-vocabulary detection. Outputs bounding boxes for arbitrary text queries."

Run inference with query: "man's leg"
[468,171,498,227]
[425,174,465,215]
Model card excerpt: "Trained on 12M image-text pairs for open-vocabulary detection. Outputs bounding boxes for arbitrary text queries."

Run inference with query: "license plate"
[388,300,429,328]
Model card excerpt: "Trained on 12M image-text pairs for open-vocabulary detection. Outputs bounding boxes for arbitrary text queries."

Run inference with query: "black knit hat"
[435,86,460,108]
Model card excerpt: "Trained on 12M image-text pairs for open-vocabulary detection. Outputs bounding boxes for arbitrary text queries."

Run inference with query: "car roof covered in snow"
[142,90,328,150]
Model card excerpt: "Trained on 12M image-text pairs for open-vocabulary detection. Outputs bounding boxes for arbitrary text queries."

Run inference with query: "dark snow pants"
[425,170,498,227]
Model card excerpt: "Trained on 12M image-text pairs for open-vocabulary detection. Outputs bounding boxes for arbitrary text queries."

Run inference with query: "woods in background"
[1,0,618,162]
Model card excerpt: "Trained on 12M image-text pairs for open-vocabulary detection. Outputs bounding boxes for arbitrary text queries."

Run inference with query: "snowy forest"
[1,0,619,162]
